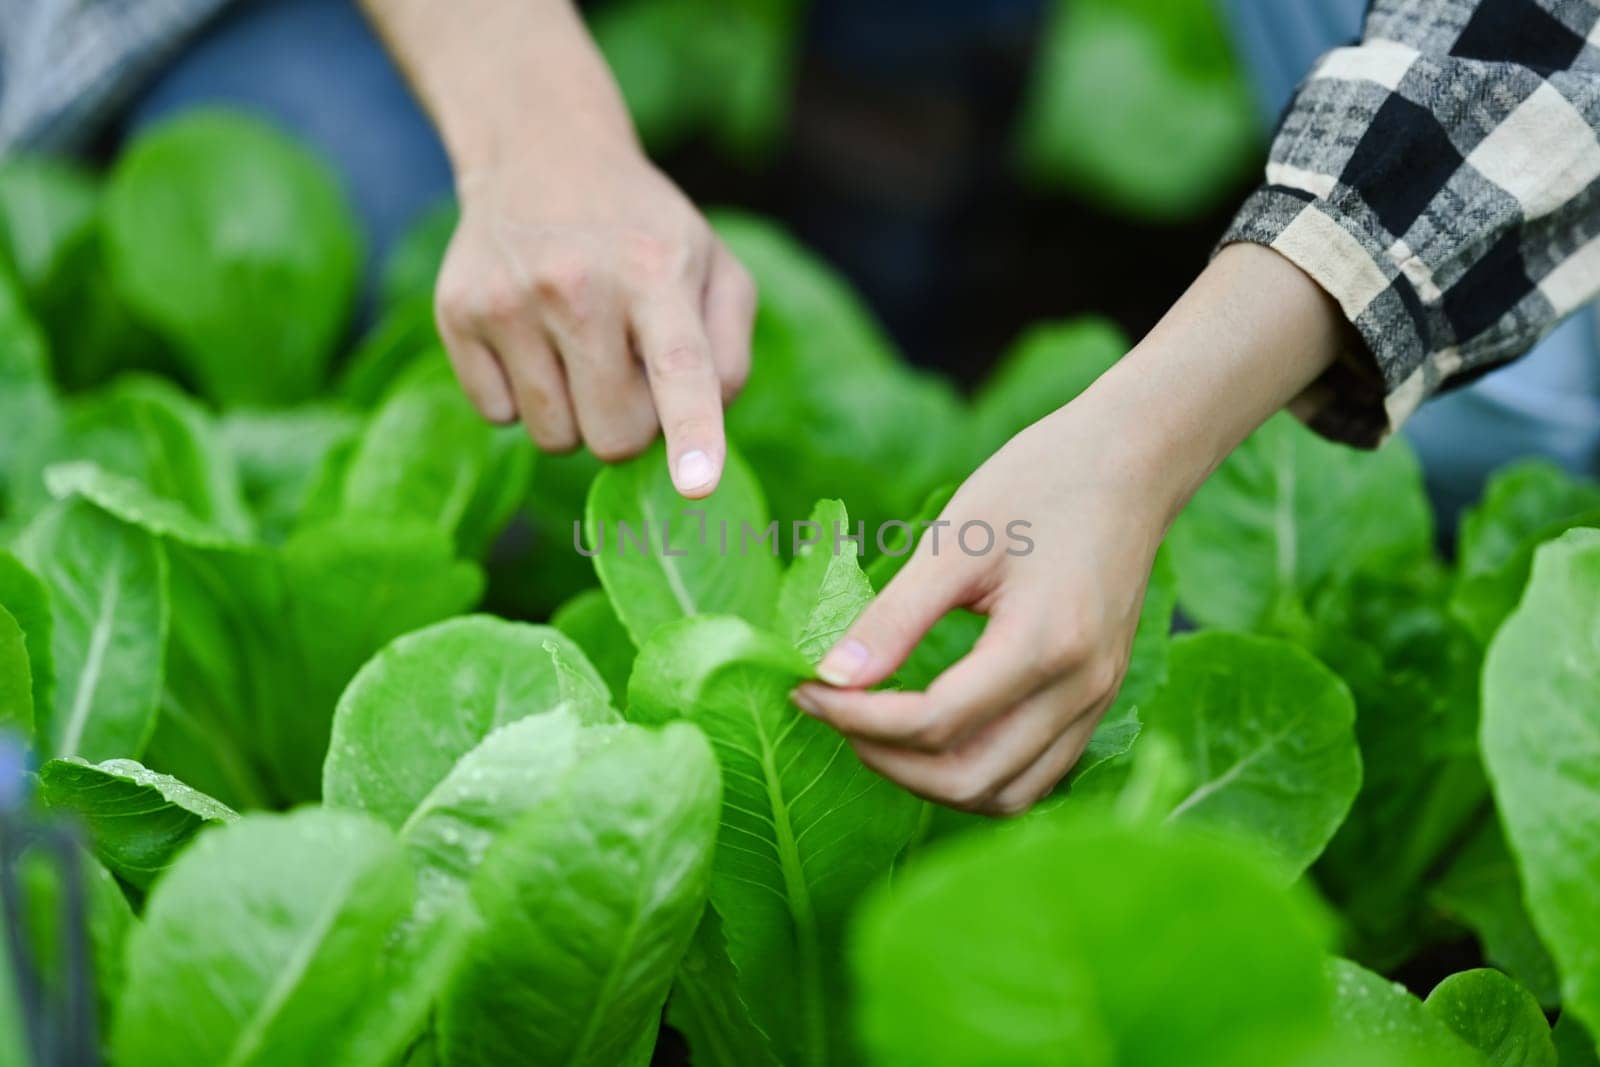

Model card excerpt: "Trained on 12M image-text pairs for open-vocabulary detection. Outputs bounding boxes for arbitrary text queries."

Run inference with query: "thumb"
[816,552,973,689]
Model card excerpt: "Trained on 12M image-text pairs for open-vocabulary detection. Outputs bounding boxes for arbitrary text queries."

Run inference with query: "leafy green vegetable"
[338,299,441,409]
[1453,509,1600,645]
[1016,0,1259,220]
[1133,631,1361,878]
[0,270,60,525]
[276,518,483,792]
[396,711,595,924]
[594,0,805,160]
[43,460,247,550]
[0,156,98,296]
[968,316,1127,460]
[1483,529,1600,1041]
[111,808,444,1067]
[1433,818,1562,1008]
[776,498,874,661]
[1329,958,1490,1066]
[379,199,456,311]
[103,111,360,406]
[551,587,636,705]
[1169,413,1432,633]
[0,905,25,1067]
[668,906,783,1067]
[1425,969,1556,1067]
[0,156,166,392]
[1311,567,1487,966]
[438,722,719,1066]
[219,405,362,542]
[18,499,169,761]
[13,375,256,535]
[1459,461,1600,579]
[324,615,613,826]
[587,443,779,644]
[1552,1013,1599,1066]
[35,756,236,889]
[10,105,1600,1067]
[852,811,1335,1066]
[1080,546,1178,779]
[0,604,30,741]
[45,460,483,805]
[338,377,532,558]
[0,550,53,723]
[503,447,605,617]
[630,614,922,1066]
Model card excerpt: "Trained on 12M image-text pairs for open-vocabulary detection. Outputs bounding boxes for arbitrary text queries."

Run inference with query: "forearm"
[358,0,636,178]
[1065,243,1354,531]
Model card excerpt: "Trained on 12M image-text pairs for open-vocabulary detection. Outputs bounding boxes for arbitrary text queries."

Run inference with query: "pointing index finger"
[631,291,725,498]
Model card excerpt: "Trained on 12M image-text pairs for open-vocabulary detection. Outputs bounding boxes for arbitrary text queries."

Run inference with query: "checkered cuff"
[1223,187,1412,447]
[1222,0,1600,448]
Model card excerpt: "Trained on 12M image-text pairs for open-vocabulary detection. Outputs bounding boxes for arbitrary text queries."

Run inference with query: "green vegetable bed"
[0,111,1597,1067]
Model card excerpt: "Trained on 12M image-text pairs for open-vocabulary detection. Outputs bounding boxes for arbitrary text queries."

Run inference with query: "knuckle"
[906,712,959,753]
[434,286,474,335]
[939,763,998,811]
[475,283,524,326]
[513,386,565,429]
[534,260,592,312]
[586,422,658,463]
[1084,655,1121,704]
[989,791,1040,818]
[649,341,709,379]
[622,231,680,282]
[469,391,515,426]
[528,423,579,454]
[1040,628,1095,678]
[587,438,640,463]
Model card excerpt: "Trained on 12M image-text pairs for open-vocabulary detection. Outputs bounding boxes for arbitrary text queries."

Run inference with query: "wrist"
[362,0,638,179]
[1061,243,1352,531]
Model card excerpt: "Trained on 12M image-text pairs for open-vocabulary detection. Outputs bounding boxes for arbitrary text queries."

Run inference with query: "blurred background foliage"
[587,0,1262,381]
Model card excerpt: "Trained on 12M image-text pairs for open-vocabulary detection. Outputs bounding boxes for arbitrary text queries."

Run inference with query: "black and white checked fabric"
[1223,0,1600,447]
[0,0,232,155]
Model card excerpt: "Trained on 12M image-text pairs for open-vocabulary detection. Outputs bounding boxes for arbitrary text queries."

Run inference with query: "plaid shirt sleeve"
[1221,0,1600,447]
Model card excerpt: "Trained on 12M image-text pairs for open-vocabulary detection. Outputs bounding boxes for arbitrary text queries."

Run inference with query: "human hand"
[435,143,755,497]
[790,406,1166,815]
[363,0,755,498]
[791,242,1358,813]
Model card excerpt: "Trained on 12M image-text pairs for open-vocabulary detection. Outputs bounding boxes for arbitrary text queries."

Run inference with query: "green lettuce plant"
[2,107,1599,1067]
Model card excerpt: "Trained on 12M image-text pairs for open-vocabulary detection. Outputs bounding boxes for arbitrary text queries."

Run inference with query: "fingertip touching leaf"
[587,442,780,645]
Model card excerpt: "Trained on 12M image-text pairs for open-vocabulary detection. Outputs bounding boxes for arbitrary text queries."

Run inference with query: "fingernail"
[816,639,870,686]
[790,687,822,717]
[675,450,716,492]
